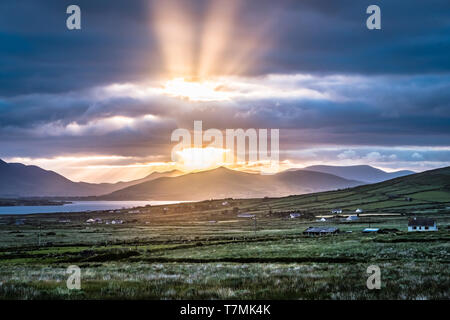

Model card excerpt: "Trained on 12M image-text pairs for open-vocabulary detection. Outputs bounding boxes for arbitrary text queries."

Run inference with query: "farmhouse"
[289,213,301,219]
[86,218,102,224]
[408,217,437,232]
[346,215,359,221]
[355,208,363,214]
[303,227,339,236]
[331,209,342,214]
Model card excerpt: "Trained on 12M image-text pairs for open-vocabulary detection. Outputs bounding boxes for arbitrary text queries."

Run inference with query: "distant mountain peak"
[304,164,414,183]
[144,169,183,178]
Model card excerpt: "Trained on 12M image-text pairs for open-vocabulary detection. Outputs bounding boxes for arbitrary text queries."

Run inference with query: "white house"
[408,217,437,232]
[290,213,301,219]
[331,209,343,214]
[346,215,359,221]
[86,218,102,224]
[355,208,363,214]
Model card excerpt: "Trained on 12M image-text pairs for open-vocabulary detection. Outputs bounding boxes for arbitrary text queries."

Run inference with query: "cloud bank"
[0,0,449,181]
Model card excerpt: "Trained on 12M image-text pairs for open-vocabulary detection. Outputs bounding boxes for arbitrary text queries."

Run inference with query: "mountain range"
[0,159,182,197]
[303,165,414,183]
[0,159,416,200]
[98,167,362,201]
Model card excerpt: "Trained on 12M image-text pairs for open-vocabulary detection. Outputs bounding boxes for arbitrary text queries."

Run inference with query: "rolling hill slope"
[244,166,450,215]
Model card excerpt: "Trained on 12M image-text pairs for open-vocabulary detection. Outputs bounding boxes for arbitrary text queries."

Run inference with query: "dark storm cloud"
[0,0,158,95]
[1,73,449,159]
[262,0,450,75]
[0,0,449,171]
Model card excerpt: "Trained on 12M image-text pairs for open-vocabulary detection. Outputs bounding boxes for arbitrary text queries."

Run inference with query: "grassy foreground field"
[0,209,448,299]
[0,167,449,299]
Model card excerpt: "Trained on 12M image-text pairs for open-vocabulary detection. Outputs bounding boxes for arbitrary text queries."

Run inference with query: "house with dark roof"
[408,217,437,232]
[303,227,339,236]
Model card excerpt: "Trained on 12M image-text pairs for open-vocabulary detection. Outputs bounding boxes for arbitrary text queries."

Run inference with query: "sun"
[162,78,231,102]
[174,147,230,171]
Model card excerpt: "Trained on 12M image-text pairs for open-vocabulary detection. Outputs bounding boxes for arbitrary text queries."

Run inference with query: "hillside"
[303,165,414,183]
[100,167,362,200]
[242,166,450,215]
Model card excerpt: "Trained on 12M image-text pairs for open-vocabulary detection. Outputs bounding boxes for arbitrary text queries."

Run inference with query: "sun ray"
[151,0,197,78]
[150,0,276,81]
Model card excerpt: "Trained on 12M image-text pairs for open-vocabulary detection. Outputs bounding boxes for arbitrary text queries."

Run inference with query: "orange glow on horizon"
[174,147,230,171]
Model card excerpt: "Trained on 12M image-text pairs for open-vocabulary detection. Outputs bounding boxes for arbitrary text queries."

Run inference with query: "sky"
[0,0,449,182]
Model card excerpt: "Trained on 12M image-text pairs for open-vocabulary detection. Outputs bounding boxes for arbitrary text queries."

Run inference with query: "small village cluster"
[13,203,439,238]
[302,216,438,236]
[85,218,124,225]
[242,207,438,236]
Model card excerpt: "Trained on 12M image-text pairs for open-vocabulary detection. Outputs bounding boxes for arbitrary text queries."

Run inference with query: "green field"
[0,167,449,299]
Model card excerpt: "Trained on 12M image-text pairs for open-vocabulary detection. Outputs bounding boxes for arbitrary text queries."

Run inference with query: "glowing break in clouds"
[100,74,329,102]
